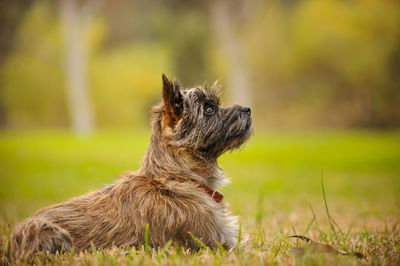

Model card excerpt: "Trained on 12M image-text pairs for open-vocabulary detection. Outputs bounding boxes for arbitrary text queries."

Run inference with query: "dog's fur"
[10,74,252,259]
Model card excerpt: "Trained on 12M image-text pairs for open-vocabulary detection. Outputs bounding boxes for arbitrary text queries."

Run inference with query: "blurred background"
[0,0,399,235]
[1,0,399,132]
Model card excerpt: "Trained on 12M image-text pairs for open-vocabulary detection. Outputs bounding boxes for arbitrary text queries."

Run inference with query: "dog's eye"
[205,106,214,115]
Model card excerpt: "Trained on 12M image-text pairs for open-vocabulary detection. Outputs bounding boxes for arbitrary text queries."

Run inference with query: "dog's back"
[11,172,237,259]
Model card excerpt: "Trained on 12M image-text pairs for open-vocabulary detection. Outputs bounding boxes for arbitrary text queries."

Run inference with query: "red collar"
[191,179,224,203]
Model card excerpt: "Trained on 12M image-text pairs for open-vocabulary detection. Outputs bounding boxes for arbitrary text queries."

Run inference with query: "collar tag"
[190,179,224,203]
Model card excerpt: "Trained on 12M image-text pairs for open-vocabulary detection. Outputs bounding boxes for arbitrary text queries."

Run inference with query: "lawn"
[0,129,399,265]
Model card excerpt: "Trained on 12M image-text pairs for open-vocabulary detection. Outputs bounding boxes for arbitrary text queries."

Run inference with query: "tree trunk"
[60,0,94,136]
[210,0,253,108]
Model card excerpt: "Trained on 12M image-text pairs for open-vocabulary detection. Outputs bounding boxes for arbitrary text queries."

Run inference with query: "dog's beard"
[198,113,252,157]
[224,116,253,151]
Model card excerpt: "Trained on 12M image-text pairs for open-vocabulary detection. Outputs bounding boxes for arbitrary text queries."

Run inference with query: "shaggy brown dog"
[10,74,252,259]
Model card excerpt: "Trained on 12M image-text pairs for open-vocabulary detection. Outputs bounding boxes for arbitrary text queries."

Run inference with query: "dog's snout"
[240,106,251,114]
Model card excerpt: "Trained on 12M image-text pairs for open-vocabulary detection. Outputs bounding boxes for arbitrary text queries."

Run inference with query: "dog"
[10,74,253,259]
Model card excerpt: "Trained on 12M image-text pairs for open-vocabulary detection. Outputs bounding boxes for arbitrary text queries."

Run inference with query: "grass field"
[0,130,399,265]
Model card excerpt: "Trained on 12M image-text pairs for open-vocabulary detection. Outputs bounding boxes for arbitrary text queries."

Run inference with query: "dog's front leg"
[213,207,239,251]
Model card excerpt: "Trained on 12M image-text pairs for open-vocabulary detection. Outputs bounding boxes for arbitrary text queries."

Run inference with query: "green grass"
[0,129,399,264]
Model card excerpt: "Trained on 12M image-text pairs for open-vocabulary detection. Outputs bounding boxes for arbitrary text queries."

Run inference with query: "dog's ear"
[162,74,183,127]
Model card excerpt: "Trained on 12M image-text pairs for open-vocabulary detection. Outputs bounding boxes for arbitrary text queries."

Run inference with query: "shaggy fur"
[10,74,253,259]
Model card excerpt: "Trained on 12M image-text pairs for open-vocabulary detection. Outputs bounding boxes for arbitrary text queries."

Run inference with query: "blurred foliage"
[1,3,66,128]
[90,42,170,127]
[1,2,170,129]
[246,0,400,128]
[0,0,399,129]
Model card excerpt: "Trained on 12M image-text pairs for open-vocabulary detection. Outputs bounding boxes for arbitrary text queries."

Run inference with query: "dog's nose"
[240,106,251,114]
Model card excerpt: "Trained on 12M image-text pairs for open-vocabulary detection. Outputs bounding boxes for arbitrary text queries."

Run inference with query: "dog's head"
[153,74,252,159]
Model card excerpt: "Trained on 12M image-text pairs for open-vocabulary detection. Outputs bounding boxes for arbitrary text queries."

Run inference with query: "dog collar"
[191,179,224,203]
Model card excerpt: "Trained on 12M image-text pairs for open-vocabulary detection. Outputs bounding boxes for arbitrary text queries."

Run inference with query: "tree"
[60,0,102,135]
[210,0,253,108]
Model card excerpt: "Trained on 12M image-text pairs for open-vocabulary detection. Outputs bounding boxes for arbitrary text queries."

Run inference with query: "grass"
[0,129,399,265]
